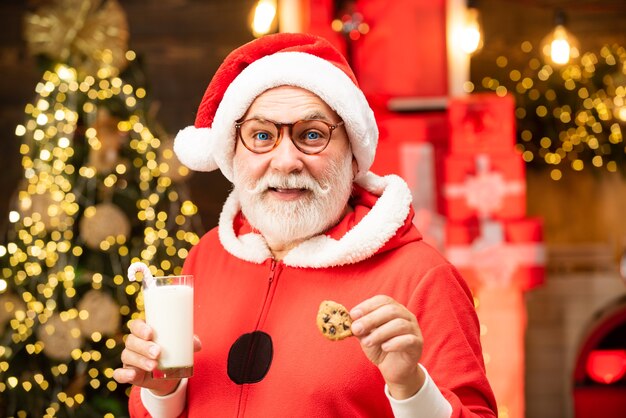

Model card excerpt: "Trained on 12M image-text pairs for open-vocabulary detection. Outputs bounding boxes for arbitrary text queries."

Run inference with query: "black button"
[227,331,273,384]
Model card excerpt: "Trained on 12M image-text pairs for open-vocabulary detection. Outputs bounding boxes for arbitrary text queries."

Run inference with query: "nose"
[269,126,305,174]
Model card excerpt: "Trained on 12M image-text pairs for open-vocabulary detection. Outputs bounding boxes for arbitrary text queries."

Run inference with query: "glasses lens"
[292,120,332,153]
[240,119,279,152]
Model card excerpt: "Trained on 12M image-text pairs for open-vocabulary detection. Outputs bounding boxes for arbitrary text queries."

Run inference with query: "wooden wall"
[1,0,625,249]
[0,0,257,232]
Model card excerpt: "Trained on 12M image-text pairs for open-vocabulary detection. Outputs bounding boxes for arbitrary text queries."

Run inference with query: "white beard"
[233,152,354,248]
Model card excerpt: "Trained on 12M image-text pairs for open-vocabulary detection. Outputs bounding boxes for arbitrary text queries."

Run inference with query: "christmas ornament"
[37,313,83,361]
[79,202,131,250]
[24,0,129,77]
[77,289,121,336]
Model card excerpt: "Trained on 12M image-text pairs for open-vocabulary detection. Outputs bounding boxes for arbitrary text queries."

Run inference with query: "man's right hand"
[112,319,202,396]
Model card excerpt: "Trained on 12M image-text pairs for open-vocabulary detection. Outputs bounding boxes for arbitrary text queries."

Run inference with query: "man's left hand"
[350,295,425,400]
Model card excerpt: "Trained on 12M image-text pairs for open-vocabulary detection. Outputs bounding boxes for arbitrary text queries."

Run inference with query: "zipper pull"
[268,259,277,283]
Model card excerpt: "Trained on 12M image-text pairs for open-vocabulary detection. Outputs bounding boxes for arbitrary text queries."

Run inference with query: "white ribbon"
[446,220,546,288]
[444,154,525,218]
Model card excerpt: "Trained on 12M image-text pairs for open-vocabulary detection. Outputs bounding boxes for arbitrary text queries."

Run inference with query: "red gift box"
[303,0,448,98]
[352,0,448,97]
[371,111,447,176]
[445,218,545,291]
[448,93,516,154]
[439,152,526,221]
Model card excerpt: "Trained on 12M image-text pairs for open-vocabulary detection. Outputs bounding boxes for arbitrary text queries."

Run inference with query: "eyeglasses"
[235,118,345,155]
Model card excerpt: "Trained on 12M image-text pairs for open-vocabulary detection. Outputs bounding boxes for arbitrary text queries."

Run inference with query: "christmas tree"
[0,0,202,416]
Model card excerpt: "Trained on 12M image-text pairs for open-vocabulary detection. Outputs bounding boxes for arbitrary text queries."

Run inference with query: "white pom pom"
[173,126,219,172]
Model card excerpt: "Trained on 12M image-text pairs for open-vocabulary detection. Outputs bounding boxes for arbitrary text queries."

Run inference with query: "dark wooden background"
[1,0,625,240]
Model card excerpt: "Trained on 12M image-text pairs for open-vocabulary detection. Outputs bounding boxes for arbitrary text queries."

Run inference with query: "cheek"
[233,152,268,181]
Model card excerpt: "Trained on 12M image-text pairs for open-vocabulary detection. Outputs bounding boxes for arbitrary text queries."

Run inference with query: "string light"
[477,43,626,180]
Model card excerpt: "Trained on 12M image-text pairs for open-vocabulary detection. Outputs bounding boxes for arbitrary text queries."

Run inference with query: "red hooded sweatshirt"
[129,173,497,418]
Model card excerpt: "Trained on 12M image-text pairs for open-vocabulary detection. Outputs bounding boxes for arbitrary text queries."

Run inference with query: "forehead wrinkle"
[245,111,335,124]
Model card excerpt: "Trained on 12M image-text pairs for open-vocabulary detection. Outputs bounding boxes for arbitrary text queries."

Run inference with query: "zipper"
[254,259,278,330]
[236,258,279,418]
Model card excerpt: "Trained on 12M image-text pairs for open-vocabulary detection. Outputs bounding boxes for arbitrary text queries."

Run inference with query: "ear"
[351,156,358,180]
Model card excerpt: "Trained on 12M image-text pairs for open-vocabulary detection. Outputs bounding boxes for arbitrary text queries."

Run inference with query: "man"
[113,33,497,417]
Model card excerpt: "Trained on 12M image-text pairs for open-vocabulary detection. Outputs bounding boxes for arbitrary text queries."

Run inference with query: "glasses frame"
[235,118,345,155]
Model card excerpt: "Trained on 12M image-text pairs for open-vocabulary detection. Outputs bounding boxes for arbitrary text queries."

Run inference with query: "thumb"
[193,335,202,352]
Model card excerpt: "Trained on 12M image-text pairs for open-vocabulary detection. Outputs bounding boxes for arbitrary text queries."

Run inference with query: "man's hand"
[350,295,425,400]
[112,319,202,396]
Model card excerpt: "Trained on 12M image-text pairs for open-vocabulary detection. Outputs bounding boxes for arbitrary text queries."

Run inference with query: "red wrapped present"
[445,218,545,291]
[371,111,447,176]
[440,153,526,221]
[448,93,516,154]
[352,0,448,97]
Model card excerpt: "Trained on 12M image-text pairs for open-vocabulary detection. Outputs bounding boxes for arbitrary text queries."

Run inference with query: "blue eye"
[255,132,270,141]
[306,131,320,140]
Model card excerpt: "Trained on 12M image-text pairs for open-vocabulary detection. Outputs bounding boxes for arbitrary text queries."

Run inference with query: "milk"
[143,284,194,369]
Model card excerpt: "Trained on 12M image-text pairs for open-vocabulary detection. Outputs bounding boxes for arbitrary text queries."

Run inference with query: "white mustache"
[245,172,331,196]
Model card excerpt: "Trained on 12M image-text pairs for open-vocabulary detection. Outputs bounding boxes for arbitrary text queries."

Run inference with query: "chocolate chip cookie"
[316,300,353,341]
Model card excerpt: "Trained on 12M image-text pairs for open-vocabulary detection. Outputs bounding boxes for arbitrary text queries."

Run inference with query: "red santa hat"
[173,32,378,182]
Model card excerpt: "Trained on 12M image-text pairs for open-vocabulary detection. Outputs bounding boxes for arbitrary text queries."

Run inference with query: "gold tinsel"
[19,191,69,231]
[24,0,129,77]
[158,139,189,183]
[89,108,128,173]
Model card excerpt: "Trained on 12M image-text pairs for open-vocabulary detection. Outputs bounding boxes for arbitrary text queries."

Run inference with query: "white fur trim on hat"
[174,51,378,182]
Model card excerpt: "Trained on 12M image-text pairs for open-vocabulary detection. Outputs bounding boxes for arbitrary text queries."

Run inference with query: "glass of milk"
[142,274,194,379]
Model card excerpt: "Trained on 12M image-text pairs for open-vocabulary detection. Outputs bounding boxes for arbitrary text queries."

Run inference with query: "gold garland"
[24,0,129,77]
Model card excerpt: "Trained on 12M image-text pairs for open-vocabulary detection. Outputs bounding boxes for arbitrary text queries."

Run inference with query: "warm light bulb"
[541,11,579,65]
[550,26,571,65]
[459,7,483,54]
[251,0,277,37]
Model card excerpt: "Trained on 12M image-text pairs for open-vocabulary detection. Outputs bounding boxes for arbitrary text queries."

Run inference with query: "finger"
[350,295,394,320]
[121,347,158,372]
[129,319,154,341]
[380,334,423,354]
[352,303,413,337]
[113,366,140,384]
[125,334,160,360]
[360,318,418,348]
